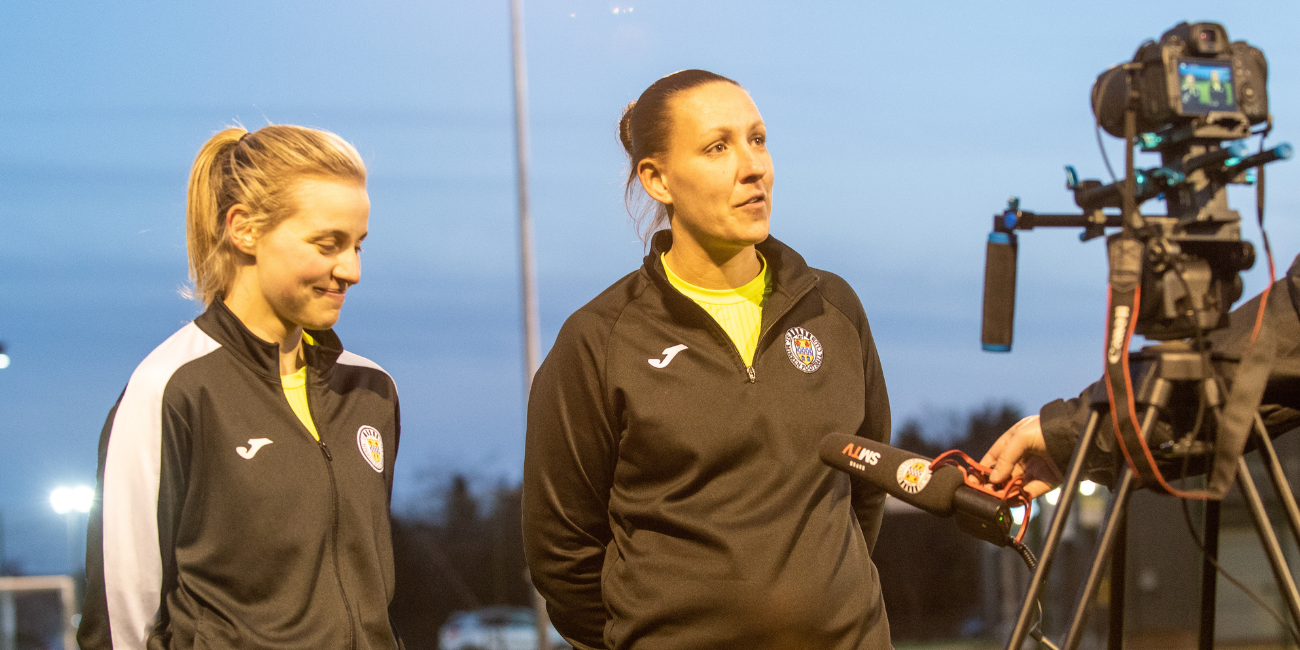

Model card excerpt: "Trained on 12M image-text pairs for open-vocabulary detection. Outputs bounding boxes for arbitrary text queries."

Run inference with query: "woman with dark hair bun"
[523,70,893,649]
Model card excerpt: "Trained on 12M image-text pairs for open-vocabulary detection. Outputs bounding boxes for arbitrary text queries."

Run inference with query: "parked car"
[439,606,571,650]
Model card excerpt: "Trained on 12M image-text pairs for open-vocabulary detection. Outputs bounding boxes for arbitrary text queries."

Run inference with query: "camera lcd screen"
[1178,59,1236,114]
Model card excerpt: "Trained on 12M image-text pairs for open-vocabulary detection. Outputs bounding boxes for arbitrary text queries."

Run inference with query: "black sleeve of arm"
[818,273,892,553]
[851,299,891,554]
[80,393,191,650]
[78,398,121,650]
[1040,389,1122,488]
[522,314,617,650]
[388,393,405,650]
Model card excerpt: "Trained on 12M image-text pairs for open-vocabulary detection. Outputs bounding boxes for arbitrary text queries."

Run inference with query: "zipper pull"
[746,367,757,383]
[319,441,333,461]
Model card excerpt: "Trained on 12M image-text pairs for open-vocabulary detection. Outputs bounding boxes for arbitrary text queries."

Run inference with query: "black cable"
[1257,127,1275,286]
[1178,496,1300,645]
[1030,626,1061,650]
[1007,540,1060,648]
[1011,540,1038,571]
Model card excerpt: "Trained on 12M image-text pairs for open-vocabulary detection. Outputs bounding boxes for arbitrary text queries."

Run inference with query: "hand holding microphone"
[971,415,1063,499]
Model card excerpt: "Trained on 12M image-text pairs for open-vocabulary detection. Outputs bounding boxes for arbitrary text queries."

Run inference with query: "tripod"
[1005,343,1300,649]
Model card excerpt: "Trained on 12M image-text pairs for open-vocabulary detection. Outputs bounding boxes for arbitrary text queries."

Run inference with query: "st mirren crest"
[356,425,384,472]
[784,327,823,373]
[896,458,933,494]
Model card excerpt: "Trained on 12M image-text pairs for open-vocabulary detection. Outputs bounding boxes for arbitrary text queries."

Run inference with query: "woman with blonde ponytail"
[81,124,405,650]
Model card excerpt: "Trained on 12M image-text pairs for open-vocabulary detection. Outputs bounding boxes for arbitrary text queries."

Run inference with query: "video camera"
[1093,22,1268,141]
[978,22,1300,650]
[982,21,1289,347]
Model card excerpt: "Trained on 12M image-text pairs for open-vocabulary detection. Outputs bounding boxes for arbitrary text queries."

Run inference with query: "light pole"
[50,486,93,575]
[507,1,550,649]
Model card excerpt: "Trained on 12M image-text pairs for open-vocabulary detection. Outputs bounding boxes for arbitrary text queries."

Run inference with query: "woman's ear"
[637,158,673,207]
[226,205,259,256]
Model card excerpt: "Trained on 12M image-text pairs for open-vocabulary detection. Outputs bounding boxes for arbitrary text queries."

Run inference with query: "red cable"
[931,451,1033,543]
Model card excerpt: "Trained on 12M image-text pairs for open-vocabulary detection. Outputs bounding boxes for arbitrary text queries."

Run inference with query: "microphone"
[818,433,1014,546]
[981,227,1018,353]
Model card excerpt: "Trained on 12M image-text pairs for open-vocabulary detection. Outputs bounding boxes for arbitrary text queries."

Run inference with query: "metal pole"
[510,0,542,382]
[0,511,9,650]
[1108,516,1126,650]
[1062,467,1134,650]
[0,589,12,650]
[1237,457,1300,628]
[65,513,76,575]
[1198,499,1220,650]
[508,1,549,649]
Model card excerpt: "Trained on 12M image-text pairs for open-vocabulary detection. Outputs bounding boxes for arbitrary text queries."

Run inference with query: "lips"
[315,287,347,304]
[737,193,766,207]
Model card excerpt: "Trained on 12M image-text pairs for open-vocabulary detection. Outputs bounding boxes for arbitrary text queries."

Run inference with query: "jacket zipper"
[318,440,359,650]
[664,263,817,384]
[299,364,356,647]
[306,359,358,650]
[742,281,818,384]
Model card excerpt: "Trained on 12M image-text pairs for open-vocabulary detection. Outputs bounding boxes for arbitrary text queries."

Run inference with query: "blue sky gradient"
[3,0,1300,573]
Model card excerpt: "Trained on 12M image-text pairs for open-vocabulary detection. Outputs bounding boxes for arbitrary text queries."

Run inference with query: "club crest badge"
[356,425,384,472]
[784,327,823,373]
[896,458,932,494]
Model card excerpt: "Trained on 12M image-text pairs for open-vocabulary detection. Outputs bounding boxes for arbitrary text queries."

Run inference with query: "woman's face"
[250,178,370,331]
[644,82,774,252]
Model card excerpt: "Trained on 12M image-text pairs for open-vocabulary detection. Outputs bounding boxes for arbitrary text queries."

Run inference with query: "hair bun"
[618,100,637,155]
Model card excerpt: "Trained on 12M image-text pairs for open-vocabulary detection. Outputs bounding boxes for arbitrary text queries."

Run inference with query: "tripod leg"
[1198,499,1220,650]
[1108,514,1127,650]
[1252,413,1300,550]
[1006,410,1102,650]
[1237,456,1300,629]
[1063,467,1134,650]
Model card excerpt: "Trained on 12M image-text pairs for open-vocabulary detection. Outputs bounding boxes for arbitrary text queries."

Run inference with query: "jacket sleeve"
[818,273,893,553]
[1041,253,1300,485]
[388,394,406,650]
[850,301,892,553]
[522,314,617,650]
[79,388,191,650]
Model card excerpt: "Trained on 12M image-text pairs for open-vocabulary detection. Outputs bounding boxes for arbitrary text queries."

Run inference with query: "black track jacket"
[80,299,403,650]
[523,232,893,650]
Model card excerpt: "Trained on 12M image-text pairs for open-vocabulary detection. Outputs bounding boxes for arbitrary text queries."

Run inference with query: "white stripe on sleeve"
[336,351,397,396]
[102,322,220,649]
[336,350,388,374]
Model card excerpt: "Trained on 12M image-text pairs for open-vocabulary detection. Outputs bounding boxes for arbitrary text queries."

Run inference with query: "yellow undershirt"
[663,252,771,366]
[282,332,321,441]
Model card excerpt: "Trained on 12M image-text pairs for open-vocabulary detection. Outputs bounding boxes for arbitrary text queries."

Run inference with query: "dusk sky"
[4,1,1300,574]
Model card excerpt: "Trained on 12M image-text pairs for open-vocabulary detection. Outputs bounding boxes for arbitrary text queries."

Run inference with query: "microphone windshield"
[982,231,1018,352]
[818,433,965,517]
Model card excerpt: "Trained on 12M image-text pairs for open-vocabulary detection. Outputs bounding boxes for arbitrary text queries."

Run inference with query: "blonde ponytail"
[184,124,367,305]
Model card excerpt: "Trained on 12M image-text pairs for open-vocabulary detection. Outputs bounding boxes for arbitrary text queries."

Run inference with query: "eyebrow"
[312,229,368,242]
[699,120,766,140]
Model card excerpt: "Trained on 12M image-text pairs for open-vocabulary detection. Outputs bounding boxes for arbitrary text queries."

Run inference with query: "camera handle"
[1003,345,1300,650]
